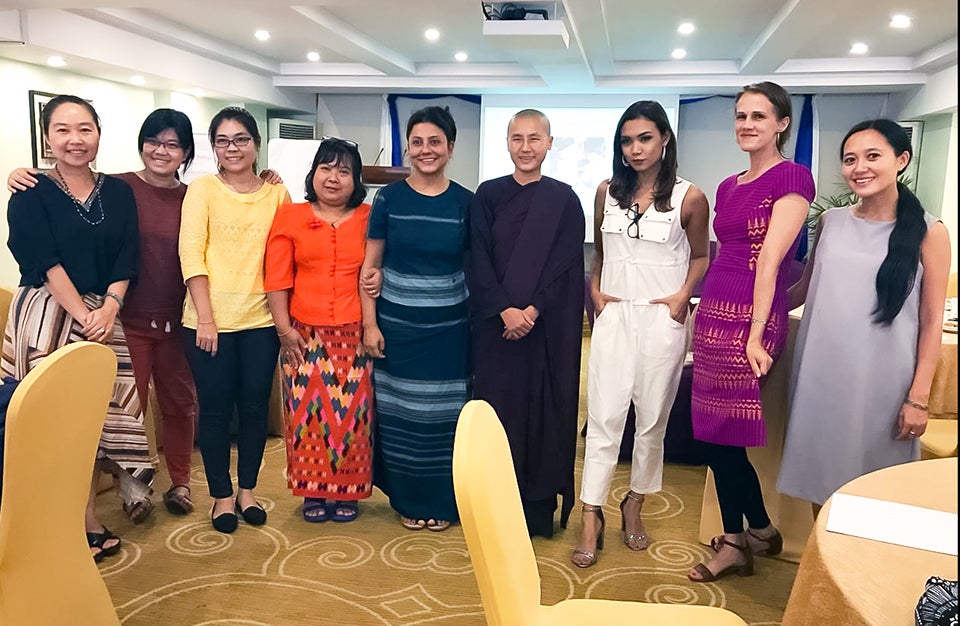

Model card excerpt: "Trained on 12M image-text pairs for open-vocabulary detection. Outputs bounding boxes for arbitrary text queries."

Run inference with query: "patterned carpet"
[97,339,797,625]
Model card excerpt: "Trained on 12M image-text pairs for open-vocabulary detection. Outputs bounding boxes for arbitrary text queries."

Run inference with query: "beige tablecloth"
[930,331,958,420]
[781,457,958,626]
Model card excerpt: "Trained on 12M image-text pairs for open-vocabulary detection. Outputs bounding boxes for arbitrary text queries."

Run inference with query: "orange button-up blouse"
[264,202,370,326]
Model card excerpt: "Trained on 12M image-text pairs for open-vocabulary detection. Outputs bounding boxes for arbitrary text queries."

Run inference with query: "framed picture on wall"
[29,90,58,168]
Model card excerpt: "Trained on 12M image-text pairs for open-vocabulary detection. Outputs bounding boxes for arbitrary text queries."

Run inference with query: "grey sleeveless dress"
[777,206,937,505]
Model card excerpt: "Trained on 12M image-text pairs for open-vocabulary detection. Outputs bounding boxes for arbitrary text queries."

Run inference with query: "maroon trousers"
[123,315,198,487]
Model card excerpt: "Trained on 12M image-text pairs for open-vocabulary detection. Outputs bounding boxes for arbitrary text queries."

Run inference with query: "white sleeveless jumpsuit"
[580,178,693,503]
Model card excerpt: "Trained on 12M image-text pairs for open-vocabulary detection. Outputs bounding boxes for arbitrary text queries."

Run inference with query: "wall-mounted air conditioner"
[899,120,923,192]
[268,118,319,140]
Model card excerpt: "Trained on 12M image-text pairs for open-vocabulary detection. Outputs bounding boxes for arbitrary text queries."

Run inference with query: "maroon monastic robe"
[468,174,585,537]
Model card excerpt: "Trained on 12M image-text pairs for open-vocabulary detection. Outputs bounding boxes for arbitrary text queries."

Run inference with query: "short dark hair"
[406,105,457,142]
[609,100,678,213]
[737,81,792,153]
[138,108,195,171]
[303,138,367,208]
[208,106,261,150]
[841,119,927,325]
[41,94,100,135]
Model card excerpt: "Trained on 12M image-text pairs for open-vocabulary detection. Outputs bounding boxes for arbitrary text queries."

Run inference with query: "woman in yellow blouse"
[179,107,290,533]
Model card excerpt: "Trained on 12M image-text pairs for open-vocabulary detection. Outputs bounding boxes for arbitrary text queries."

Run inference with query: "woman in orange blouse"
[265,138,372,523]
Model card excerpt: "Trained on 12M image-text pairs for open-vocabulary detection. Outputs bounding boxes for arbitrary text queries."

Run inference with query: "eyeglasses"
[144,137,183,152]
[213,135,254,149]
[320,136,359,148]
[625,203,642,239]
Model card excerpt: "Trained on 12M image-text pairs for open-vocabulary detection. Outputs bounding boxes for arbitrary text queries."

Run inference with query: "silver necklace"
[53,164,105,226]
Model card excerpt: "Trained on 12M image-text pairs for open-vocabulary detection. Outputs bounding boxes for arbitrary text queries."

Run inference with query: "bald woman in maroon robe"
[468,109,585,537]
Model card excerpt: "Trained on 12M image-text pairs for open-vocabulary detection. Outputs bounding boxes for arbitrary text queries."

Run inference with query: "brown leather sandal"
[162,485,194,515]
[689,537,754,582]
[123,498,155,524]
[711,527,783,557]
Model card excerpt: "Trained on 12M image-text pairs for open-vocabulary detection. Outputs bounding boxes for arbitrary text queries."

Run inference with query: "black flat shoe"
[236,501,267,526]
[211,508,238,534]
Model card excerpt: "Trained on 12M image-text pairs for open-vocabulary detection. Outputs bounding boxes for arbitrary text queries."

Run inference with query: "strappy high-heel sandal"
[619,491,651,551]
[710,526,783,557]
[571,505,605,569]
[689,535,754,582]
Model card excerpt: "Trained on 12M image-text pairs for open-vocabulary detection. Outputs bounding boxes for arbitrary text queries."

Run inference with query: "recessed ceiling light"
[306,51,320,62]
[677,22,695,35]
[890,14,911,29]
[424,28,440,42]
[454,51,468,62]
[850,42,869,55]
[130,75,145,86]
[47,55,66,68]
[254,29,270,42]
[671,48,687,60]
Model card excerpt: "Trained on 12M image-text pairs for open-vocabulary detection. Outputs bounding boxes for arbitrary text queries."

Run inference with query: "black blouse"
[7,174,139,295]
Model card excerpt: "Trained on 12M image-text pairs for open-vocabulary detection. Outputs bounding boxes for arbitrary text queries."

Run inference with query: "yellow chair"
[0,342,121,626]
[920,419,958,459]
[452,400,748,626]
[947,272,957,298]
[0,286,13,337]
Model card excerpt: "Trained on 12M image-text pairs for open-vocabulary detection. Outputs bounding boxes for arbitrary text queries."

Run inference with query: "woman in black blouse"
[2,95,154,562]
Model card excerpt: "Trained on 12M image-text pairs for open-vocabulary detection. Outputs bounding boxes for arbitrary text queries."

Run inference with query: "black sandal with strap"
[87,527,121,563]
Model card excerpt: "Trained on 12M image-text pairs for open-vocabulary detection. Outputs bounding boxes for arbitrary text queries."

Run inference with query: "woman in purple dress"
[688,82,815,583]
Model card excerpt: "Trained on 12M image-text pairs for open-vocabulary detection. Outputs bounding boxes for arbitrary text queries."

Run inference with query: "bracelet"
[751,318,768,326]
[104,291,124,309]
[277,326,296,337]
[197,320,215,325]
[904,397,928,411]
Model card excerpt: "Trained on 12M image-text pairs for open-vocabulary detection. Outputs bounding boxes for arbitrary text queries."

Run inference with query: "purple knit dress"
[691,161,815,447]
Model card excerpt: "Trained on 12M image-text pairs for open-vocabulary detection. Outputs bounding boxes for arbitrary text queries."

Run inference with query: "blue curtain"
[387,94,482,166]
[793,95,814,260]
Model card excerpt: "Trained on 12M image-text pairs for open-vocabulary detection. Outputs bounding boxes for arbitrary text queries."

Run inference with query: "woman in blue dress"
[361,106,473,531]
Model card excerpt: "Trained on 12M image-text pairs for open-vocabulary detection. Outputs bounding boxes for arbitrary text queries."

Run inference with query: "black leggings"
[183,326,280,498]
[702,441,771,534]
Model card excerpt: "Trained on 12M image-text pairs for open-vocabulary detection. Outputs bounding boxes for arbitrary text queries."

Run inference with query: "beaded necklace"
[52,164,105,226]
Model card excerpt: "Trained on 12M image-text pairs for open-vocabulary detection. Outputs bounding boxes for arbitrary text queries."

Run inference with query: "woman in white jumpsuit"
[572,101,710,568]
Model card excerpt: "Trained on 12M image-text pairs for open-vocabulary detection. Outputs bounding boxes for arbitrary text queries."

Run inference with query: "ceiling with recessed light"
[0,0,955,111]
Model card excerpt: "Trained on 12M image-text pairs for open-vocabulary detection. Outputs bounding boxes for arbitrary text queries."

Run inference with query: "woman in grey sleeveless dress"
[777,119,950,508]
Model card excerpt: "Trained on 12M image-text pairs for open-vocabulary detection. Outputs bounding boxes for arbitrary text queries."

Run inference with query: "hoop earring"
[661,145,667,161]
[621,155,630,167]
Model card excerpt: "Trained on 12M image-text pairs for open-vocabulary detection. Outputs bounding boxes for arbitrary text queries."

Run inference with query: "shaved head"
[508,108,551,136]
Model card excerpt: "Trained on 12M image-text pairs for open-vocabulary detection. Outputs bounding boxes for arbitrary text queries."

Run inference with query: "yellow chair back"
[947,272,958,298]
[0,286,13,342]
[454,400,542,626]
[0,342,121,626]
[453,400,749,626]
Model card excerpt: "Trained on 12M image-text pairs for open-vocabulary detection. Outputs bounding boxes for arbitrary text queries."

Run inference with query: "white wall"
[915,112,953,219]
[941,113,958,273]
[0,57,280,288]
[675,92,901,239]
[317,94,481,192]
[0,58,155,287]
[815,93,901,197]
